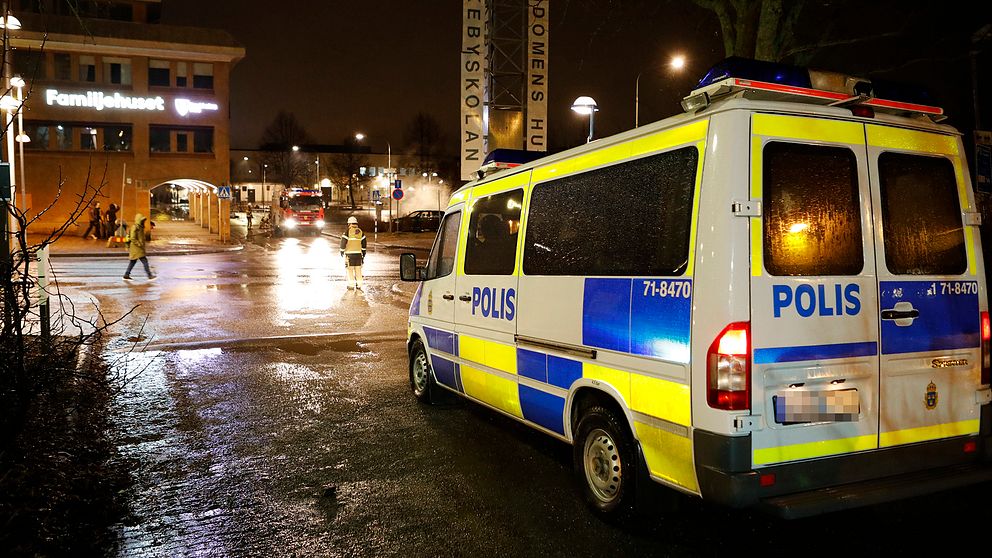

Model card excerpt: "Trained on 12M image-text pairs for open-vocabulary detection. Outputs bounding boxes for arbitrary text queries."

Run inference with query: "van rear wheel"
[409,339,434,404]
[573,406,636,517]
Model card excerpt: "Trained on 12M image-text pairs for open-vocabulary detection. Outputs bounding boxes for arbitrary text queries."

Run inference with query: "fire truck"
[272,187,325,236]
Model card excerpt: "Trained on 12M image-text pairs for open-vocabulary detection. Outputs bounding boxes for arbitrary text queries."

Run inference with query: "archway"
[148,179,217,221]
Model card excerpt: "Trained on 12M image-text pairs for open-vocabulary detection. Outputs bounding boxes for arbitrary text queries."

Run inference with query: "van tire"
[573,406,636,518]
[409,339,434,404]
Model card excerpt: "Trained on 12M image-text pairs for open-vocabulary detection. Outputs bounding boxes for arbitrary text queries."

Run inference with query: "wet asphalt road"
[53,234,991,556]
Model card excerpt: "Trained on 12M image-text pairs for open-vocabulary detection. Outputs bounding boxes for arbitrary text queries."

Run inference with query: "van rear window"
[523,147,698,276]
[763,142,864,276]
[878,153,966,275]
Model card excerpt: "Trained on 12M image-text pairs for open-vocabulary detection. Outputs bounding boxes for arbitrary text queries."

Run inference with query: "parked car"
[396,210,443,232]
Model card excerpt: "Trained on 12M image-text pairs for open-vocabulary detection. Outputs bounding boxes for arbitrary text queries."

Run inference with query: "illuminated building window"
[150,126,213,154]
[80,127,98,151]
[149,60,170,87]
[55,124,73,150]
[150,126,170,152]
[193,129,213,153]
[79,55,96,82]
[176,62,188,87]
[192,63,213,89]
[24,123,50,150]
[104,57,132,86]
[103,125,133,152]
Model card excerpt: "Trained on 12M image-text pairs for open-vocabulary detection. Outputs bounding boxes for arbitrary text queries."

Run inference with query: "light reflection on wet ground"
[51,236,992,556]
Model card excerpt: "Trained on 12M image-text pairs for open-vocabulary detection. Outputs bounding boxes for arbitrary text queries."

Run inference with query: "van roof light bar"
[684,57,945,121]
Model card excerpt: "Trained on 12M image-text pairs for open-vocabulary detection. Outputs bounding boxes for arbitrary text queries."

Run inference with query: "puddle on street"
[274,339,367,355]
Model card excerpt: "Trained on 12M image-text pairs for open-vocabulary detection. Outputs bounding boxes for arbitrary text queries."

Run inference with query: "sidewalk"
[31,219,244,258]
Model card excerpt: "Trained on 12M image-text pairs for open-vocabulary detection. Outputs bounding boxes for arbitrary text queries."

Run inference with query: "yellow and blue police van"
[400,58,992,518]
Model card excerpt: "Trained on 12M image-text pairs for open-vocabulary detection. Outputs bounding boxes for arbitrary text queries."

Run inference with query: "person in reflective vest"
[340,216,367,290]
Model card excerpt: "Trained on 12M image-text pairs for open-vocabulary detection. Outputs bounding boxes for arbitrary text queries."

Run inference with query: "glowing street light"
[635,54,688,127]
[0,15,21,29]
[571,96,599,143]
[10,76,28,212]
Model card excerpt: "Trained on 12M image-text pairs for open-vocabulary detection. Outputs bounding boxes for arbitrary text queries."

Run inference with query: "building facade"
[7,0,244,233]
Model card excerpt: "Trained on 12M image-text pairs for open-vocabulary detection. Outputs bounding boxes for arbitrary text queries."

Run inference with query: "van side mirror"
[400,253,425,281]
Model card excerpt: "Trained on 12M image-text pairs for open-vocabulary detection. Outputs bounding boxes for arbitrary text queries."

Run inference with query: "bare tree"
[326,136,370,210]
[259,111,313,189]
[403,112,443,173]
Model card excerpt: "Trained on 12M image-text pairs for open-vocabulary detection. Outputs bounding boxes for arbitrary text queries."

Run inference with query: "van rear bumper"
[694,405,992,518]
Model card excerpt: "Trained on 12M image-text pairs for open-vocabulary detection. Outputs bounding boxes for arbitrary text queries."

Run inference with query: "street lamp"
[571,96,599,143]
[423,171,439,210]
[11,75,27,212]
[635,55,688,127]
[0,14,21,30]
[356,132,395,231]
[243,157,267,202]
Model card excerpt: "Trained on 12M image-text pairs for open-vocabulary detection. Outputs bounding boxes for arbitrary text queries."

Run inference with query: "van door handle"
[881,309,920,320]
[459,294,472,302]
[442,294,454,300]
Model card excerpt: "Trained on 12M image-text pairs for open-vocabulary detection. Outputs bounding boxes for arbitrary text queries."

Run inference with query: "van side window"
[427,211,462,280]
[763,142,863,276]
[878,153,966,275]
[464,190,523,275]
[524,147,698,276]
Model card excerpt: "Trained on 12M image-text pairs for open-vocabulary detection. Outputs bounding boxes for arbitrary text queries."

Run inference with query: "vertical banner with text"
[462,0,488,181]
[527,0,549,152]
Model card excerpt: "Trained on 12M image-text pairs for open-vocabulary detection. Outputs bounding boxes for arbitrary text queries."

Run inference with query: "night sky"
[162,1,991,159]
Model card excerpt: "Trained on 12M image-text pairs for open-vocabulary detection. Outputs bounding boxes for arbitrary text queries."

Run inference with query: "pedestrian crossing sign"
[217,186,232,199]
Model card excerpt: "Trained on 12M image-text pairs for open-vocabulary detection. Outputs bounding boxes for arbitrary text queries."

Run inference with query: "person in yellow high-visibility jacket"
[340,216,368,290]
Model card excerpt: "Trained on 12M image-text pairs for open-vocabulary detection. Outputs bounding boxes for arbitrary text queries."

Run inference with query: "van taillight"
[981,311,990,385]
[707,322,751,410]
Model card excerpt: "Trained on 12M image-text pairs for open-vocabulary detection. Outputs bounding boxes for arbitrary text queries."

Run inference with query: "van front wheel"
[409,339,434,404]
[573,406,636,516]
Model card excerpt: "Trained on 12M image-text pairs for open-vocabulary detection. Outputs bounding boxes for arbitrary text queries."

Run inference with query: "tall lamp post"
[242,156,267,201]
[571,96,599,144]
[11,75,27,213]
[423,171,439,210]
[635,54,687,128]
[356,132,395,231]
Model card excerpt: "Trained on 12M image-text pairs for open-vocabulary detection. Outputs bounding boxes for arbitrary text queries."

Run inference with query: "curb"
[49,244,245,258]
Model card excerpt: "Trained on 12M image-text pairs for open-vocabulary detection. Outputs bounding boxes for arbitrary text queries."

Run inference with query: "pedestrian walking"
[340,216,367,290]
[104,203,119,240]
[246,208,253,231]
[82,202,101,239]
[123,213,156,282]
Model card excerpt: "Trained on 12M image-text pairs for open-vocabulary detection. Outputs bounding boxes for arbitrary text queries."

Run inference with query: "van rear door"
[866,126,984,448]
[748,114,881,467]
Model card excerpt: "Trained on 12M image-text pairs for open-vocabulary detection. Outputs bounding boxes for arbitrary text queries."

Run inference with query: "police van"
[399,58,992,518]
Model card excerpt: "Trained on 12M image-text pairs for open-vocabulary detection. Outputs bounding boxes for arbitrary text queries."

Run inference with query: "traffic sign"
[217,186,232,199]
[392,188,404,201]
[372,190,381,202]
[394,179,402,189]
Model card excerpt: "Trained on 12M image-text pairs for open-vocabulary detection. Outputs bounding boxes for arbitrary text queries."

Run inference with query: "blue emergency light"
[685,57,943,120]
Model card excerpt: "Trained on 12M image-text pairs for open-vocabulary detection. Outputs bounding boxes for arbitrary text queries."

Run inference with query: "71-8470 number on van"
[642,280,692,299]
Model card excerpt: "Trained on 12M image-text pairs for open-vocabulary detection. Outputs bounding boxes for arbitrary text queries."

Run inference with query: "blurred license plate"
[773,389,860,424]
